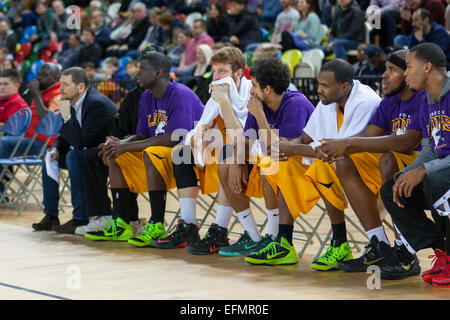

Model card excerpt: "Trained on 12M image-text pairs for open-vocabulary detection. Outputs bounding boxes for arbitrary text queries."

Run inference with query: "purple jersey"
[411,90,450,158]
[244,90,314,139]
[136,81,204,137]
[369,91,427,136]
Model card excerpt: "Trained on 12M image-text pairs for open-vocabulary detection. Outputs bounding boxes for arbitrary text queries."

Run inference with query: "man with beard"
[316,50,426,277]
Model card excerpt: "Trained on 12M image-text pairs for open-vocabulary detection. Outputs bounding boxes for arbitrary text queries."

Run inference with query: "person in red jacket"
[0,69,27,132]
[0,69,29,195]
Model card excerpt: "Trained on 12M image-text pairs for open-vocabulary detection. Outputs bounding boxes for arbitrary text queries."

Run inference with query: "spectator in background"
[281,0,324,51]
[321,0,364,59]
[207,1,229,43]
[177,19,214,76]
[168,30,191,71]
[20,1,40,30]
[260,0,283,29]
[2,59,16,71]
[353,42,369,75]
[180,43,213,88]
[0,47,12,70]
[160,11,185,52]
[82,62,104,82]
[367,0,402,48]
[91,10,111,49]
[34,1,57,42]
[135,7,165,54]
[395,0,445,47]
[358,44,387,83]
[271,0,300,44]
[126,60,139,83]
[85,0,104,16]
[107,2,149,57]
[79,28,103,67]
[51,0,70,42]
[57,33,82,70]
[177,0,209,15]
[104,57,129,82]
[227,0,261,51]
[408,9,450,69]
[0,69,27,133]
[0,19,17,55]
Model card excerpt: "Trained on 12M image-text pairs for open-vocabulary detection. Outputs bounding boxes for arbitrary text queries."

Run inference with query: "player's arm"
[275,132,320,160]
[318,126,422,158]
[104,132,177,158]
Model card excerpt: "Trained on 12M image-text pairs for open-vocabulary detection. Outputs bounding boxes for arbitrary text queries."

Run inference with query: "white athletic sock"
[214,205,233,229]
[366,226,389,245]
[236,208,261,242]
[265,208,279,238]
[179,198,196,225]
[394,239,404,247]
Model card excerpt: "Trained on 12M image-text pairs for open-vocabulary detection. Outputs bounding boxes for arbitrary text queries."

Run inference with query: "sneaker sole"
[85,234,132,241]
[381,267,421,280]
[310,263,339,271]
[153,241,189,249]
[185,246,221,255]
[431,281,450,287]
[245,254,299,266]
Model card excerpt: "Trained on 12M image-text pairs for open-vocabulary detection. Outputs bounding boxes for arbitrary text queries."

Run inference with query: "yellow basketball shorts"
[256,155,321,219]
[349,151,419,198]
[304,159,348,212]
[115,145,220,195]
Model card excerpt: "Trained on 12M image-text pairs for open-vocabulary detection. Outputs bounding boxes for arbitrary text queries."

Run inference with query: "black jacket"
[78,42,103,67]
[227,7,261,51]
[54,87,117,158]
[330,1,364,42]
[112,86,144,139]
[207,17,229,43]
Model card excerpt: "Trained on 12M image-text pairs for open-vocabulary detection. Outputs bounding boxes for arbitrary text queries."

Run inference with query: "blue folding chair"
[0,108,32,205]
[0,112,62,215]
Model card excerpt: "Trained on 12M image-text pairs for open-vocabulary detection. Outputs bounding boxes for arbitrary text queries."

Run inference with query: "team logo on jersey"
[155,120,166,135]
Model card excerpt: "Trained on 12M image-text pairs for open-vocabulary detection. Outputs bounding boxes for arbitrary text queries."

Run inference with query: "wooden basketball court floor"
[1,193,450,300]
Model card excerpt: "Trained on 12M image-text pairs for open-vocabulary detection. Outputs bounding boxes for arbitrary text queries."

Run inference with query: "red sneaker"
[432,263,450,288]
[421,249,448,284]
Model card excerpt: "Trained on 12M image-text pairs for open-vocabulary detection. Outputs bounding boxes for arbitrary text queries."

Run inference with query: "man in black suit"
[32,67,117,234]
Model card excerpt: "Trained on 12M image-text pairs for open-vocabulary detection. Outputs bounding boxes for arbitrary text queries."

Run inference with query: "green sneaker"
[310,240,353,271]
[244,235,299,265]
[85,218,133,241]
[127,222,167,247]
[219,233,273,257]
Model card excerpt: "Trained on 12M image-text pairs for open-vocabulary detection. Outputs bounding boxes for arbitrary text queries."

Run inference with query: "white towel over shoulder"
[184,76,252,167]
[302,80,381,164]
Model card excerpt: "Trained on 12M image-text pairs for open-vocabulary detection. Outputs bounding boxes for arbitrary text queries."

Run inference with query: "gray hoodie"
[398,76,450,177]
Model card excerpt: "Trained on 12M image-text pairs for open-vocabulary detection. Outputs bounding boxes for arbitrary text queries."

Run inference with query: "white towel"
[184,76,253,167]
[302,80,381,164]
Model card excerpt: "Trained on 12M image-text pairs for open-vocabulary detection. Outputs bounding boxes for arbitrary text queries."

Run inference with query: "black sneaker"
[153,219,200,249]
[380,244,421,280]
[185,223,229,255]
[338,236,396,272]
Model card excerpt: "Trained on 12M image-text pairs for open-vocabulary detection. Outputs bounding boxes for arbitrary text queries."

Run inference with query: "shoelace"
[102,219,118,237]
[167,223,185,240]
[258,241,278,256]
[140,223,157,239]
[321,246,338,261]
[236,233,251,245]
[428,251,446,266]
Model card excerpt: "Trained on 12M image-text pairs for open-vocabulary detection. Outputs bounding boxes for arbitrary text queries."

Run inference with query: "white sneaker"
[130,220,144,236]
[75,216,112,235]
